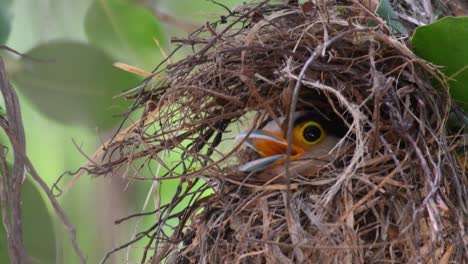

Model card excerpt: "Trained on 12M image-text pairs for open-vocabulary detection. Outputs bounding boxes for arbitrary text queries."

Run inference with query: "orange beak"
[236,130,305,172]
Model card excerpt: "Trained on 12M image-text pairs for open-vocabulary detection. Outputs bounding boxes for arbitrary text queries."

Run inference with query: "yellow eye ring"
[297,121,326,145]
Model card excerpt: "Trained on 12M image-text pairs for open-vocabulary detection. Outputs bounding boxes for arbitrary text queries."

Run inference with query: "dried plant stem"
[0,56,30,264]
[0,57,87,264]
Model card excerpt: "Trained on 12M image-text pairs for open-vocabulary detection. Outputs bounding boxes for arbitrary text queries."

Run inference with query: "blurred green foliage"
[85,0,165,69]
[412,16,468,111]
[0,0,243,263]
[0,0,12,44]
[14,41,139,127]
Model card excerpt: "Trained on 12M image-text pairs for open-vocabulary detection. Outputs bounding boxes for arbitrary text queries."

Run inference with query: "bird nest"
[92,0,467,263]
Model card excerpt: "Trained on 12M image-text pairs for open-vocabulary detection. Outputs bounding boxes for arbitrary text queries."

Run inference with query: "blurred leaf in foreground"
[0,177,56,263]
[0,0,13,44]
[85,0,165,69]
[12,41,139,128]
[412,17,468,111]
[161,0,243,24]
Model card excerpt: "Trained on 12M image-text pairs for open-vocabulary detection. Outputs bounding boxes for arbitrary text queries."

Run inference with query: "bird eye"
[301,122,324,144]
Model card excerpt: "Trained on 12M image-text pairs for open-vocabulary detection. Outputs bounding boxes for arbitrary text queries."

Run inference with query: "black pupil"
[303,125,321,142]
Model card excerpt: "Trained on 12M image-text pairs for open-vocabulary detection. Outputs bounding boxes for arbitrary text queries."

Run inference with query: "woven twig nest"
[93,1,467,263]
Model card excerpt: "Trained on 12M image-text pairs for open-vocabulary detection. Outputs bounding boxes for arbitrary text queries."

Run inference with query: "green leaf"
[161,0,243,24]
[0,223,7,264]
[12,41,140,127]
[0,177,56,263]
[376,0,408,34]
[22,177,56,263]
[85,0,165,69]
[6,0,93,52]
[0,0,13,44]
[412,17,468,111]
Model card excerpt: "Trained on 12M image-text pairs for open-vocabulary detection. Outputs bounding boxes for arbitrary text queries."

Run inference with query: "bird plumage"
[237,111,348,176]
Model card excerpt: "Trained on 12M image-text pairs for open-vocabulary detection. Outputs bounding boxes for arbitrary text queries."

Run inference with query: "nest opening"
[89,1,467,263]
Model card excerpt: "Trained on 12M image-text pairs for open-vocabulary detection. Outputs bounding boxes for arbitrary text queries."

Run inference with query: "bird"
[236,111,349,179]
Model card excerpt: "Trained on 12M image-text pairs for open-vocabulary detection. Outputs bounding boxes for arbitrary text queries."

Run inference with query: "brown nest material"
[92,0,467,263]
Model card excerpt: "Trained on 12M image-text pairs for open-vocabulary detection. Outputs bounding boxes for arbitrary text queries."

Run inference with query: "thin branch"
[0,147,12,258]
[0,57,87,264]
[0,56,30,264]
[0,45,55,63]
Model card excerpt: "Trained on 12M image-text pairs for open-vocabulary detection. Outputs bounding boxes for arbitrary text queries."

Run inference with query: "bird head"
[237,111,348,173]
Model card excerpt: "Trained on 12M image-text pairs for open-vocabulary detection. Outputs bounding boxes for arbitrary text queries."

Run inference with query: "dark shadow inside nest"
[231,92,355,185]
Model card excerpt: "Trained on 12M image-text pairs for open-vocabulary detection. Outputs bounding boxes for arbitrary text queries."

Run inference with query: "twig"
[0,56,30,264]
[0,147,14,259]
[0,57,87,263]
[0,45,55,63]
